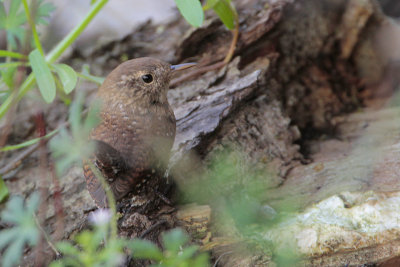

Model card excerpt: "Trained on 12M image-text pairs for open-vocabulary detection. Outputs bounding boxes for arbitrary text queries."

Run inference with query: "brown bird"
[83,57,195,208]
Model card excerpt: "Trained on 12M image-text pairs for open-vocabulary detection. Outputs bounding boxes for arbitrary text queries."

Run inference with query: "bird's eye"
[141,74,153,83]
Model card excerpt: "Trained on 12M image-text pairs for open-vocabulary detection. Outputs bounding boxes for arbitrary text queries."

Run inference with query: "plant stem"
[0,0,109,120]
[22,0,43,55]
[223,15,239,64]
[46,0,109,63]
[87,161,118,240]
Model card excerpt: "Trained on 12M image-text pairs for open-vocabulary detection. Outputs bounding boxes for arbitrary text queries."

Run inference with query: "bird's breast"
[91,103,176,168]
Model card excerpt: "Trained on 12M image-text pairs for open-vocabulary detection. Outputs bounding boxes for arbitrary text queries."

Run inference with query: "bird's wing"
[93,140,129,174]
[84,140,147,208]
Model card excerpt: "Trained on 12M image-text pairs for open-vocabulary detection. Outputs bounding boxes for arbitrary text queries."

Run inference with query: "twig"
[0,109,88,177]
[34,214,61,258]
[139,219,168,239]
[50,162,65,242]
[213,251,233,267]
[35,111,49,267]
[154,189,173,206]
[0,143,40,175]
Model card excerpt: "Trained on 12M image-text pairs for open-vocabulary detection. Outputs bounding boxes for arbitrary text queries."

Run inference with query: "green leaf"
[192,253,210,267]
[36,0,55,25]
[29,49,56,103]
[79,64,105,85]
[52,63,78,94]
[178,245,199,260]
[175,0,204,27]
[213,0,236,30]
[0,3,7,27]
[0,0,27,49]
[129,239,163,261]
[203,0,219,10]
[0,66,17,88]
[162,228,188,253]
[0,128,58,152]
[0,175,9,203]
[0,62,23,68]
[0,193,40,267]
[3,236,24,267]
[0,50,25,59]
[56,241,80,255]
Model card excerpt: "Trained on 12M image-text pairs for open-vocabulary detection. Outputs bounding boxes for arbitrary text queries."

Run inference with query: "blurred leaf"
[0,50,25,59]
[0,175,8,203]
[52,63,78,94]
[79,64,105,85]
[213,0,236,30]
[0,65,17,88]
[69,90,83,136]
[50,92,100,175]
[56,241,80,255]
[178,245,199,260]
[29,49,56,103]
[0,193,40,267]
[52,229,125,267]
[175,0,204,27]
[162,228,188,254]
[0,62,24,68]
[0,128,57,152]
[0,0,27,49]
[192,253,210,267]
[35,0,55,25]
[203,0,219,10]
[129,239,163,261]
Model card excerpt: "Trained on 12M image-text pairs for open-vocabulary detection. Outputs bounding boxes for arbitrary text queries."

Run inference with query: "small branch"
[0,110,88,177]
[213,251,233,267]
[50,162,65,242]
[34,214,60,258]
[34,112,49,267]
[139,219,168,239]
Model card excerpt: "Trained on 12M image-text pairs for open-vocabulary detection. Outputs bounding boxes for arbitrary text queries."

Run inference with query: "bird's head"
[97,57,195,107]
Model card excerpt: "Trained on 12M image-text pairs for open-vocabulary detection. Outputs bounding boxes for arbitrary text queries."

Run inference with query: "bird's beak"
[170,62,197,71]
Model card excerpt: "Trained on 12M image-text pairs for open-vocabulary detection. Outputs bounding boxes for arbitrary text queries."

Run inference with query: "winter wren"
[83,57,195,208]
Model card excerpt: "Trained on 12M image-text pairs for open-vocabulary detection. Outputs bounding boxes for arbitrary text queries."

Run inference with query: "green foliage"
[52,63,78,94]
[129,228,209,267]
[0,193,40,267]
[51,221,209,267]
[0,0,54,49]
[50,91,100,175]
[207,0,236,30]
[51,225,125,267]
[29,48,56,102]
[182,149,274,229]
[0,0,109,120]
[35,0,55,25]
[174,0,204,27]
[0,175,9,202]
[175,0,237,30]
[79,64,105,85]
[0,128,57,151]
